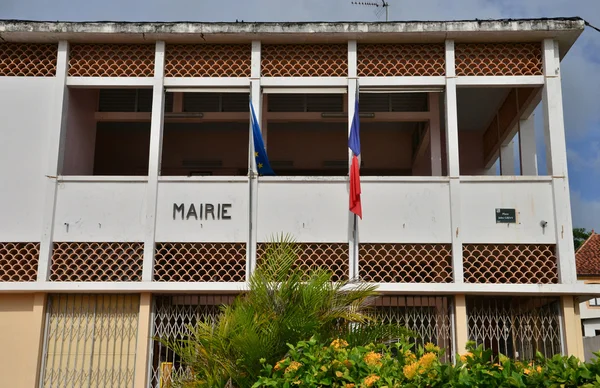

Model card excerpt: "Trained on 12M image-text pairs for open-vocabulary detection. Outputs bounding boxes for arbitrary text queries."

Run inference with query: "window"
[589,298,600,306]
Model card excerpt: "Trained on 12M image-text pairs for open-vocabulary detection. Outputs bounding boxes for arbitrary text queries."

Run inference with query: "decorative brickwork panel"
[455,43,543,76]
[50,242,143,282]
[154,243,246,282]
[359,244,452,283]
[261,44,347,77]
[0,242,39,281]
[0,43,57,76]
[257,243,349,282]
[463,244,558,284]
[357,44,445,77]
[69,44,155,77]
[165,44,251,77]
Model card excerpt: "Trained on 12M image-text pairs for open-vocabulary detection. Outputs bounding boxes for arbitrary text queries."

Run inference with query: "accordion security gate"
[149,294,453,386]
[466,296,563,360]
[40,294,140,388]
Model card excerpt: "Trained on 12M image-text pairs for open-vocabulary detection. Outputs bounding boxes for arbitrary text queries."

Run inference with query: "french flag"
[348,99,362,219]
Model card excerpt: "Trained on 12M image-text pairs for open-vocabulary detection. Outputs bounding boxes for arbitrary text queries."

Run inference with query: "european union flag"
[250,100,275,176]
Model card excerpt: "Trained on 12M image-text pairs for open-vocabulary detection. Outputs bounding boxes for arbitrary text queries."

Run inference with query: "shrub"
[253,339,600,388]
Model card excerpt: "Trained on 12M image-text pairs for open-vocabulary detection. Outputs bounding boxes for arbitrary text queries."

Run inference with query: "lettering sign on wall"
[173,203,232,220]
[495,208,517,223]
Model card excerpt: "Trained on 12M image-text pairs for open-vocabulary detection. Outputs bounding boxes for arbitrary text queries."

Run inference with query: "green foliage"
[253,339,600,388]
[159,234,411,387]
[574,227,592,250]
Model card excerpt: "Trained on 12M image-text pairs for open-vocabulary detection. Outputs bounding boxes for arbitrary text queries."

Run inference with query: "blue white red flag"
[348,99,362,219]
[250,100,275,176]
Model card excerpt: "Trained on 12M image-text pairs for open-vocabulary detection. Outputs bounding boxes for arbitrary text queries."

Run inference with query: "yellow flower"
[403,362,419,380]
[493,363,504,371]
[419,352,437,370]
[363,374,380,387]
[424,342,440,353]
[285,361,302,374]
[404,350,417,363]
[523,368,531,375]
[274,359,286,371]
[292,380,302,385]
[343,359,353,368]
[335,371,344,377]
[536,366,542,373]
[363,351,383,368]
[459,352,473,363]
[345,384,355,388]
[330,339,349,350]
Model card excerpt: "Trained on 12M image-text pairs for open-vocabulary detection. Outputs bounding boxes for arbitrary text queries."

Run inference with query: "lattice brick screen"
[0,242,39,281]
[463,244,558,284]
[455,43,543,76]
[50,242,143,282]
[261,44,347,77]
[165,44,251,77]
[359,244,452,283]
[256,243,349,282]
[0,43,57,76]
[69,44,155,77]
[357,44,445,77]
[154,243,246,282]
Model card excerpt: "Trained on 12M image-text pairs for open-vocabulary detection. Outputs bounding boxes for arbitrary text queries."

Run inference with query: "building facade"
[0,17,597,387]
[576,232,600,338]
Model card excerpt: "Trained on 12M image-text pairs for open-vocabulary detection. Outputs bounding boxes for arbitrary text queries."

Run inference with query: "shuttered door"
[41,294,140,388]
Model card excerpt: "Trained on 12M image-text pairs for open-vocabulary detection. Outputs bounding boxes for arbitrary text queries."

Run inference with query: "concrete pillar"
[142,41,166,281]
[561,295,584,359]
[500,140,515,175]
[542,38,577,284]
[429,93,442,176]
[519,114,538,175]
[134,293,153,388]
[445,40,463,283]
[454,294,469,355]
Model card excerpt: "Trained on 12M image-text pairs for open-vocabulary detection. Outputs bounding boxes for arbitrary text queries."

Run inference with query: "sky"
[1,0,599,231]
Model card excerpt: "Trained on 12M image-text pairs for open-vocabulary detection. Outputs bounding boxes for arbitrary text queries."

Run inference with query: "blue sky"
[1,0,599,231]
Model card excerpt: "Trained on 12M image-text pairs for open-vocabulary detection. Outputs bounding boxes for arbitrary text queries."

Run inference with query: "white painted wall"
[0,78,55,242]
[459,179,556,243]
[582,318,600,337]
[359,179,452,243]
[53,180,146,241]
[257,178,348,242]
[155,179,249,242]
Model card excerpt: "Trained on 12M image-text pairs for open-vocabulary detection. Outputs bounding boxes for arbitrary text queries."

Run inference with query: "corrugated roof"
[576,232,600,276]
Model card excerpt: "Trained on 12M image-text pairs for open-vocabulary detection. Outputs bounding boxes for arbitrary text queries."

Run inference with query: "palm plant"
[160,234,412,387]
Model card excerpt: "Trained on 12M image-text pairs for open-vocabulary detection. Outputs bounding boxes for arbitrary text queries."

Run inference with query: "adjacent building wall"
[62,89,98,175]
[0,293,46,388]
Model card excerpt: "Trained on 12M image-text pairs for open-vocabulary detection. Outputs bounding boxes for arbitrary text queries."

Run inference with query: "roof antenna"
[351,0,390,22]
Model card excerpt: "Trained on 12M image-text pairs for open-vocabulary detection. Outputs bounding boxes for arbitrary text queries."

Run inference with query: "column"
[429,93,442,176]
[37,41,69,282]
[348,40,359,279]
[141,41,166,281]
[500,140,515,175]
[561,296,585,358]
[542,38,577,284]
[247,40,261,278]
[445,40,463,283]
[454,294,469,355]
[519,114,538,175]
[133,293,153,388]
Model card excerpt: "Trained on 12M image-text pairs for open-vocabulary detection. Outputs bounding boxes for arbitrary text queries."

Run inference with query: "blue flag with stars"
[250,100,275,176]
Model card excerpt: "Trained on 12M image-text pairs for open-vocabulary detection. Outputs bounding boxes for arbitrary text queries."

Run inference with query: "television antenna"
[351,0,390,22]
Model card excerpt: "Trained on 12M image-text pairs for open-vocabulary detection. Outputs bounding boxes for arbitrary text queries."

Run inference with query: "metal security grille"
[150,295,237,388]
[41,294,140,388]
[372,295,453,361]
[467,296,562,360]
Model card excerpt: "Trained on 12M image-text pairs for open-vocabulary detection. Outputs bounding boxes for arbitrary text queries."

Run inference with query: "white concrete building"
[0,17,596,387]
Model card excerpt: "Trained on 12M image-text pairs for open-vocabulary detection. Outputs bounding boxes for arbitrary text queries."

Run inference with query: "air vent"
[181,160,223,168]
[323,160,348,168]
[359,93,428,112]
[268,94,343,112]
[183,93,249,112]
[271,160,294,167]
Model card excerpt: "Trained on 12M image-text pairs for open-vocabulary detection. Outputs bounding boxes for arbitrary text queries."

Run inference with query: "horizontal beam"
[67,77,154,87]
[164,77,250,88]
[358,76,446,87]
[0,281,599,295]
[95,111,250,122]
[456,76,544,87]
[261,77,348,88]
